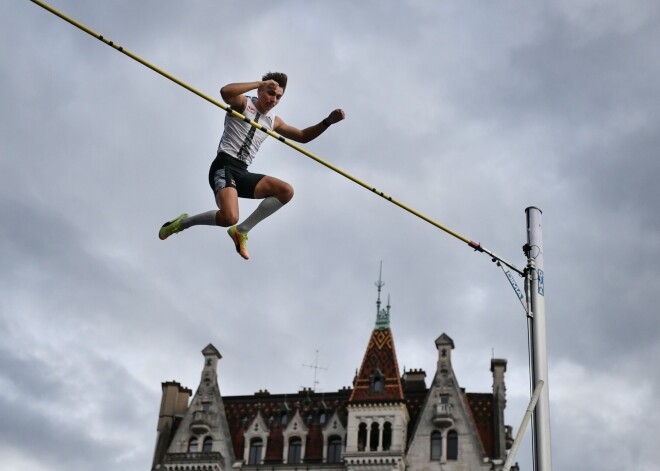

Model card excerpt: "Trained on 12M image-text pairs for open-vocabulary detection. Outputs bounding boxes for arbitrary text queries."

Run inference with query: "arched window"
[288,437,302,464]
[248,438,263,465]
[327,435,342,463]
[369,422,380,451]
[430,431,442,460]
[188,437,199,453]
[372,376,384,392]
[319,410,327,425]
[280,411,289,426]
[447,430,458,460]
[382,422,392,451]
[202,436,213,453]
[357,423,367,451]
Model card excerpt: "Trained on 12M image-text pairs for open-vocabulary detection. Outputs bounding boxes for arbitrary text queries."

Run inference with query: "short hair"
[262,72,288,91]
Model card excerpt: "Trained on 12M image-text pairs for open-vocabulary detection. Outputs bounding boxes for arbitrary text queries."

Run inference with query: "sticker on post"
[506,270,524,300]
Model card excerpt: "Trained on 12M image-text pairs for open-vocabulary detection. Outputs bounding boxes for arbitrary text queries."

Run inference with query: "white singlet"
[217,97,276,166]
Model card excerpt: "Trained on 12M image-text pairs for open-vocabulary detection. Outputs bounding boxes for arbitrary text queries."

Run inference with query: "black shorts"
[208,152,265,199]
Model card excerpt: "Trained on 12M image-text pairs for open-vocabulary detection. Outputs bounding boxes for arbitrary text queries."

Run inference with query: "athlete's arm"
[220,81,264,112]
[274,109,345,143]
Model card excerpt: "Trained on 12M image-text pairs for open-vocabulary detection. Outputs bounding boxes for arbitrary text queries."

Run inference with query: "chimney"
[152,381,192,469]
[490,358,507,459]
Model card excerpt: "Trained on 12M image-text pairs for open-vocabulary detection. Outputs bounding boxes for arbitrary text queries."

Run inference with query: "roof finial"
[375,262,390,329]
[375,261,385,316]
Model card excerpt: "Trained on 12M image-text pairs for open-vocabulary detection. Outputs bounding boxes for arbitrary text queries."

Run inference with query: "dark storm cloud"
[0,342,154,469]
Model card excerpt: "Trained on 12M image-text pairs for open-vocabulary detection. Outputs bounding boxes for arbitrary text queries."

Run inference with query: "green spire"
[375,262,390,330]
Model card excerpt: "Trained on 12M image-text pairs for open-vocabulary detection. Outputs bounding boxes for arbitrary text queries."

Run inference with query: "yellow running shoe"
[227,226,249,260]
[159,213,188,240]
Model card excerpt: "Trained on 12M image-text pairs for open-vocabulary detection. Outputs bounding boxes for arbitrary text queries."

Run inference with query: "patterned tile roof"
[349,328,404,403]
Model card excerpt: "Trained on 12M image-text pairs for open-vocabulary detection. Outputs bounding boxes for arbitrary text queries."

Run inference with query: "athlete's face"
[256,84,284,113]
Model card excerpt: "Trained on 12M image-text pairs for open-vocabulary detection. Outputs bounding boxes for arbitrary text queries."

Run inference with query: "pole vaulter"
[28,0,523,276]
[29,2,552,469]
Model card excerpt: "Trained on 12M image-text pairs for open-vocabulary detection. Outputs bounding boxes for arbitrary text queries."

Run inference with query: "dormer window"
[371,370,385,393]
[327,436,342,463]
[248,438,263,464]
[288,437,302,464]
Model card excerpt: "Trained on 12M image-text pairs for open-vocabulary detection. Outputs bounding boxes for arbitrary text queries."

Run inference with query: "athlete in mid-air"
[158,72,345,259]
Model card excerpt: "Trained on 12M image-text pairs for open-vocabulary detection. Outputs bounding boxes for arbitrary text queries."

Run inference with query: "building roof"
[218,379,497,462]
[465,392,496,457]
[349,327,405,403]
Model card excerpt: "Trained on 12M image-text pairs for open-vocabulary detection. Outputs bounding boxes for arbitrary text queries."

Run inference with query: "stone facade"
[151,305,518,471]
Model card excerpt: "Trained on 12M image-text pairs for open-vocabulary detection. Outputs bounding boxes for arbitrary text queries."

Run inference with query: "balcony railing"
[190,410,217,433]
[163,452,223,464]
[433,403,454,428]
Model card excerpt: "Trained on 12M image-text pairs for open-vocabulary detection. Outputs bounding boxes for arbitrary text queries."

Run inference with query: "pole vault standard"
[28,0,523,275]
[525,207,552,471]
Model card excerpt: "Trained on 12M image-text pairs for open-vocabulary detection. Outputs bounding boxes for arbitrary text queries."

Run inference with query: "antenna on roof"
[302,350,327,392]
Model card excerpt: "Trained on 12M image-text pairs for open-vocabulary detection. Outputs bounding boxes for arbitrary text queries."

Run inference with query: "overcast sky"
[2,1,659,470]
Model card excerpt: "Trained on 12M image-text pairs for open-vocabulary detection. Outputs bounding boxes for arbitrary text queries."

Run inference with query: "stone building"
[151,291,518,471]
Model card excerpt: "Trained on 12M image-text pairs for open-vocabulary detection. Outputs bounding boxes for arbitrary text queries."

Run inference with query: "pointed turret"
[348,324,404,403]
[344,267,409,471]
[349,271,403,403]
[154,343,236,470]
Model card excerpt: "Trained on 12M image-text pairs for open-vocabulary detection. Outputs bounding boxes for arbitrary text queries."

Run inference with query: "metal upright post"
[525,207,552,471]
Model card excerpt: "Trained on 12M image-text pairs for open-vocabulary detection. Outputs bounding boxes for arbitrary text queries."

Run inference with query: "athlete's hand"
[260,79,280,92]
[326,109,346,125]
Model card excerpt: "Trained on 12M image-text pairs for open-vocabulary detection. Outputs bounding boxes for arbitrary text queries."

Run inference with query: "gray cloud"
[2,1,659,470]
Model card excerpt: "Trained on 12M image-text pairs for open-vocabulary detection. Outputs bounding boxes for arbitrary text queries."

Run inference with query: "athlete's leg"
[160,187,238,239]
[253,176,294,203]
[179,211,216,229]
[214,187,239,227]
[236,176,293,233]
[172,187,238,231]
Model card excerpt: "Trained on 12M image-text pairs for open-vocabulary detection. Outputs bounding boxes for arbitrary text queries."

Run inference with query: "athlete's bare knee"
[278,183,294,204]
[215,210,239,227]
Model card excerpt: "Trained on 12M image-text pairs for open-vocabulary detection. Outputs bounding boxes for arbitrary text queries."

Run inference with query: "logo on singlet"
[237,112,261,162]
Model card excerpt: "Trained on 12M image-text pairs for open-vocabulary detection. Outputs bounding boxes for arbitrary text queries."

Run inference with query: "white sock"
[237,197,284,233]
[181,210,217,229]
